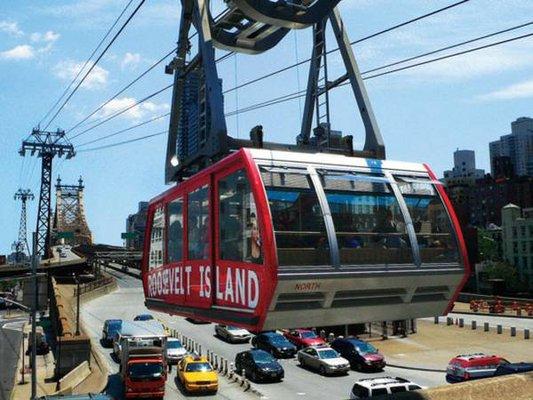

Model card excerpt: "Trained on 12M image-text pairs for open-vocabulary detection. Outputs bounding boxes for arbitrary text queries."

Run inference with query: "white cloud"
[31,30,60,43]
[477,79,533,101]
[95,97,169,120]
[0,21,23,37]
[54,60,109,89]
[121,52,141,70]
[0,45,35,60]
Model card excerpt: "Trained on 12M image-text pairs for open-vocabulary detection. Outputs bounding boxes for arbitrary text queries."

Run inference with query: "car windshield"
[355,342,378,354]
[301,331,317,339]
[186,362,213,372]
[318,349,339,359]
[227,326,241,331]
[136,315,153,321]
[167,340,183,349]
[269,335,289,344]
[252,351,275,364]
[128,363,163,379]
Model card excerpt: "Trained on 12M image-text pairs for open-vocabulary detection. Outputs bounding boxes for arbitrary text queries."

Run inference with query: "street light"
[71,273,94,336]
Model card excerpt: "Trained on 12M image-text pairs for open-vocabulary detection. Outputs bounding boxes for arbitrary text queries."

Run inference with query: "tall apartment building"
[125,201,149,250]
[501,204,533,290]
[490,117,533,178]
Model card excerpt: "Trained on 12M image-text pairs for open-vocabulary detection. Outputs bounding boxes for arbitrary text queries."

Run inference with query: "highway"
[82,269,447,400]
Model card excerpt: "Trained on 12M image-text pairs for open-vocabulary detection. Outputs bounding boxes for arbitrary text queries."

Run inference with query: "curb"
[386,363,447,373]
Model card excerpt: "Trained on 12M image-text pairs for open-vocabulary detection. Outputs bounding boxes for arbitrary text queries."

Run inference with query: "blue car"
[252,332,297,358]
[101,319,122,347]
[133,314,154,321]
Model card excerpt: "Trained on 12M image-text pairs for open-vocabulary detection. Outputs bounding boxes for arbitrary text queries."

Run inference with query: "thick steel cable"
[43,0,147,130]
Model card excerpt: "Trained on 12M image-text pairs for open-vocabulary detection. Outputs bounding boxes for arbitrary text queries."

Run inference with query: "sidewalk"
[11,323,57,399]
[366,319,531,371]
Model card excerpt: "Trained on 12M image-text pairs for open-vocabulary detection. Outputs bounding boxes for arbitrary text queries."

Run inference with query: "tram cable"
[67,10,233,137]
[37,0,136,128]
[78,130,167,153]
[42,0,147,131]
[225,30,533,117]
[75,25,533,150]
[79,28,533,153]
[223,0,472,95]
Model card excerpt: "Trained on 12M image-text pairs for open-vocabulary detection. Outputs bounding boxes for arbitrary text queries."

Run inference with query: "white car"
[214,324,252,343]
[350,377,423,399]
[297,345,350,375]
[166,337,188,364]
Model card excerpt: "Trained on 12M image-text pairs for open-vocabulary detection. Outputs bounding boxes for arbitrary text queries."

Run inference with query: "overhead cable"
[43,0,147,131]
[38,0,136,128]
[78,130,166,152]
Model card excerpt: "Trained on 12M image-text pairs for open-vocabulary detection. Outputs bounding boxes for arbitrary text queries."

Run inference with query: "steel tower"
[13,189,34,262]
[20,128,75,258]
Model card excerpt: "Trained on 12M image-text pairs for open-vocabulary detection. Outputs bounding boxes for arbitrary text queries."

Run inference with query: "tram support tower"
[53,176,93,247]
[13,189,34,263]
[19,128,75,258]
[165,0,385,183]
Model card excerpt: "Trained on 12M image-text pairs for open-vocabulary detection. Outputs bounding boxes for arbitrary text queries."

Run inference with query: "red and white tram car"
[142,148,469,332]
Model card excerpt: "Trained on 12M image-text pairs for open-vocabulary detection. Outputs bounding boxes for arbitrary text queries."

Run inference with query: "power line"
[78,130,166,152]
[38,0,136,127]
[43,0,147,131]
[223,0,472,95]
[76,111,170,147]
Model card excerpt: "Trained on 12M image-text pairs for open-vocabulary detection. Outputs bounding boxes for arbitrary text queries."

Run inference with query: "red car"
[283,329,325,349]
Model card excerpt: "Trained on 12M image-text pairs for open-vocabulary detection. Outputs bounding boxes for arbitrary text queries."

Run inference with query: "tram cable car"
[141,0,469,331]
[142,148,468,331]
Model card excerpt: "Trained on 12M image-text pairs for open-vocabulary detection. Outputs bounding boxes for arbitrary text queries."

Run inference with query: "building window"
[188,185,209,260]
[149,206,165,270]
[219,169,262,264]
[167,197,183,263]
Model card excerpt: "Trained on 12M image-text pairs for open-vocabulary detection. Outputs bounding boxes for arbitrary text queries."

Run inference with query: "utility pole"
[14,189,34,264]
[31,232,37,400]
[20,128,75,258]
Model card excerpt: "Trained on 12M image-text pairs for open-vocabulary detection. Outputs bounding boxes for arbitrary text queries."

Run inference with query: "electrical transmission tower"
[53,176,93,246]
[13,189,34,263]
[20,128,75,258]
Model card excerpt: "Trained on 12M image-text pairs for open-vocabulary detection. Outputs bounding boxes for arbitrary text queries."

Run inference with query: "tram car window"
[261,169,330,266]
[167,197,184,263]
[320,171,413,266]
[149,206,165,270]
[395,176,459,264]
[219,169,263,264]
[188,185,210,260]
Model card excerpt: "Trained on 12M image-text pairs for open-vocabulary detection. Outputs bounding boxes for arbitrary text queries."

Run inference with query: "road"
[83,269,447,400]
[0,311,25,400]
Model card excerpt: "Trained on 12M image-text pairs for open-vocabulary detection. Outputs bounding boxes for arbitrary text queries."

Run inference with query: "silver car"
[166,337,188,364]
[297,345,350,375]
[215,324,252,343]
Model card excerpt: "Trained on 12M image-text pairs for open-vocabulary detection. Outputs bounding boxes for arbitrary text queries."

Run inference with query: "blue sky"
[1,0,532,253]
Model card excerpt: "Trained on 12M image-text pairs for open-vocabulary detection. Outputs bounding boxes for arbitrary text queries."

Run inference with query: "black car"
[331,338,385,371]
[235,349,284,382]
[494,362,533,376]
[252,332,297,358]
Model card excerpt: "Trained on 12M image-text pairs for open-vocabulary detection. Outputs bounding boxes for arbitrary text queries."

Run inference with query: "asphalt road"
[0,312,25,400]
[82,270,448,400]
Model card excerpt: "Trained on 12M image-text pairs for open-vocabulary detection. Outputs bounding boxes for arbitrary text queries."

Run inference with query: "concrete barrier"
[447,317,453,326]
[511,327,516,337]
[459,318,464,328]
[525,329,530,340]
[58,361,91,391]
[434,316,439,324]
[471,321,476,330]
[497,324,503,334]
[484,322,489,332]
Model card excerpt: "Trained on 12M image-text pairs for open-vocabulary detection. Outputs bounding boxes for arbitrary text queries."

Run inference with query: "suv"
[283,329,325,349]
[252,332,297,358]
[331,338,385,371]
[101,319,122,347]
[446,353,509,383]
[350,377,422,399]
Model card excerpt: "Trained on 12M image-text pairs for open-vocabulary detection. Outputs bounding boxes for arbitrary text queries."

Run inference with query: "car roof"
[263,331,284,337]
[450,353,502,366]
[167,337,181,342]
[336,337,366,345]
[105,319,122,324]
[354,376,411,388]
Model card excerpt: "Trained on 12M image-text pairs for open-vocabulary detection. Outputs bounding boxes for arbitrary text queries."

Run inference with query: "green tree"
[483,261,528,292]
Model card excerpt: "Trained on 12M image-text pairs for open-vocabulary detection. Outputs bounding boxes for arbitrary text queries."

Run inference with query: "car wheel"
[251,371,258,382]
[355,363,362,372]
[319,365,326,376]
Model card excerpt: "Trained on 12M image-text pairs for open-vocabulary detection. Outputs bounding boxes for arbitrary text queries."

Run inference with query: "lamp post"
[73,273,81,336]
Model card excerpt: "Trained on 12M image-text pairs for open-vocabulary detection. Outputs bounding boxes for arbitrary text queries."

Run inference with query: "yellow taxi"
[177,355,218,394]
